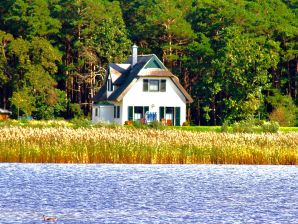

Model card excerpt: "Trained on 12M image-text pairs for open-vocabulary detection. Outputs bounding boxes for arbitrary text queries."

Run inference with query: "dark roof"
[93,54,193,103]
[125,55,153,64]
[93,83,108,102]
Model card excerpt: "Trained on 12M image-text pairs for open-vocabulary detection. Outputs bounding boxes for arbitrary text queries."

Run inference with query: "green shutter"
[114,106,116,118]
[160,80,166,92]
[117,106,120,118]
[143,79,148,92]
[159,107,165,120]
[144,106,149,113]
[128,106,133,120]
[175,107,181,126]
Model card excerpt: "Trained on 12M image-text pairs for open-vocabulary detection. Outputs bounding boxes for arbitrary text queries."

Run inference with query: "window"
[160,80,166,92]
[107,78,113,91]
[149,80,159,92]
[114,106,120,118]
[128,106,149,121]
[143,79,166,92]
[134,106,144,120]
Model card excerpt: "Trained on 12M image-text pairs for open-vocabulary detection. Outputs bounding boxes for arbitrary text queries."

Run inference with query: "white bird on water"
[43,215,58,222]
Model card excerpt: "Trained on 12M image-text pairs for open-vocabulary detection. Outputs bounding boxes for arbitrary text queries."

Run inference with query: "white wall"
[92,105,114,124]
[121,77,186,125]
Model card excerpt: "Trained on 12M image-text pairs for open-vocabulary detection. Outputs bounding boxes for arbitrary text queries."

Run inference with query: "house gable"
[93,54,193,104]
[143,55,166,70]
[123,77,187,106]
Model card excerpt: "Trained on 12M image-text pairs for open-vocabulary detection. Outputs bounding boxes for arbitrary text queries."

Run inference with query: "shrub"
[69,103,83,119]
[124,120,133,126]
[261,121,279,133]
[221,121,229,133]
[95,121,120,129]
[182,121,190,126]
[133,120,148,129]
[269,106,296,127]
[232,118,256,133]
[148,121,165,130]
[70,118,91,128]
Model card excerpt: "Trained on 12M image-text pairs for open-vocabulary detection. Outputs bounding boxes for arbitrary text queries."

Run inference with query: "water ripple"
[0,164,297,223]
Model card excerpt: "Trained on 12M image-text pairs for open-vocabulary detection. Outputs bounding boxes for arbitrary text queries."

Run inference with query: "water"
[0,164,297,224]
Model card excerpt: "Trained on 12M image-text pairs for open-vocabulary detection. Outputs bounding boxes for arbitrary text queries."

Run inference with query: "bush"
[124,120,133,126]
[70,118,91,128]
[261,121,279,133]
[269,106,296,127]
[221,121,229,133]
[69,103,83,119]
[133,120,148,129]
[228,117,279,134]
[182,121,190,126]
[148,121,165,130]
[232,117,257,133]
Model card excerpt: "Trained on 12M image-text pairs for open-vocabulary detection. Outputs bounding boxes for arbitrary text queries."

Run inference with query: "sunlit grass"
[0,126,297,164]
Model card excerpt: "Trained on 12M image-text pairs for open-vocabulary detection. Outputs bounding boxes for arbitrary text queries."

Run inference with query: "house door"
[159,107,180,126]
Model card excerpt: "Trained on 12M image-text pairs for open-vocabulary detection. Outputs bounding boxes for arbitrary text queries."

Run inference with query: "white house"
[92,45,193,126]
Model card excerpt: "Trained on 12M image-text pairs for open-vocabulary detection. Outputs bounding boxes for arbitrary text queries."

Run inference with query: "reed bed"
[0,126,297,164]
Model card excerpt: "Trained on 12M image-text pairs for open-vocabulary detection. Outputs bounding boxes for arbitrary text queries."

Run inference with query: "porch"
[128,106,181,126]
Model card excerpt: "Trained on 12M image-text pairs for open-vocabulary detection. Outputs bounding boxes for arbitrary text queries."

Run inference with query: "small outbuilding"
[0,108,12,120]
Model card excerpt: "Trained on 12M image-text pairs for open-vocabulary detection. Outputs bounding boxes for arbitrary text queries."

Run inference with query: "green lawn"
[1,119,298,133]
[172,126,298,133]
[171,126,222,132]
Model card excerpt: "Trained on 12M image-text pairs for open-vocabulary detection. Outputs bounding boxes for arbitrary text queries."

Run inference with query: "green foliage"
[221,121,229,133]
[10,88,36,117]
[267,90,297,126]
[132,120,148,129]
[34,89,67,120]
[232,119,258,133]
[70,118,91,128]
[148,121,165,130]
[261,121,280,133]
[69,103,83,119]
[2,0,61,39]
[0,0,297,124]
[226,117,280,133]
[182,121,190,126]
[269,107,296,127]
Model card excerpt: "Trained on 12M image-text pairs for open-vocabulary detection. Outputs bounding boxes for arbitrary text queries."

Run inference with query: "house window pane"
[108,79,113,91]
[160,80,166,92]
[149,80,159,92]
[143,79,148,92]
[134,106,143,119]
[166,107,174,114]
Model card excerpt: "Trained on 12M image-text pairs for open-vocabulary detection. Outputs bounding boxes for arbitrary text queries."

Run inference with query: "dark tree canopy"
[0,0,297,125]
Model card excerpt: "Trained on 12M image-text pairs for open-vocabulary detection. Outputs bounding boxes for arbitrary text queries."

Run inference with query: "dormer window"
[143,79,166,92]
[107,78,113,91]
[149,80,159,92]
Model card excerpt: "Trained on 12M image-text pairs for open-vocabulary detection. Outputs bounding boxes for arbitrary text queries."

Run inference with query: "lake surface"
[0,164,297,224]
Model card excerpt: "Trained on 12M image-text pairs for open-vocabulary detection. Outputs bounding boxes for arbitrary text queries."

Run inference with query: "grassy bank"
[0,126,297,164]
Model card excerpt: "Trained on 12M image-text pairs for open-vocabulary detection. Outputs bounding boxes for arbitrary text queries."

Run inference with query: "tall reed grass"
[0,126,297,164]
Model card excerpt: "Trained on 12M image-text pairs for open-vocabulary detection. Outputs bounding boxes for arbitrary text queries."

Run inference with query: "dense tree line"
[0,0,297,125]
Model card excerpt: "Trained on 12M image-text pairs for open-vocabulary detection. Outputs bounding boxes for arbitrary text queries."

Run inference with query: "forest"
[0,0,297,126]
